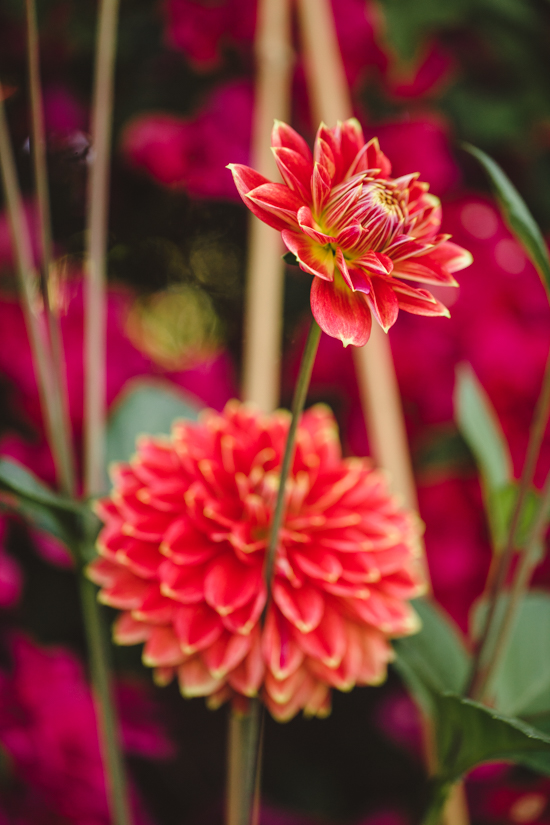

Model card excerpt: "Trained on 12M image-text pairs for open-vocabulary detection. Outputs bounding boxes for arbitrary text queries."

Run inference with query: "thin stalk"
[468,346,550,699]
[226,319,321,825]
[0,86,66,488]
[478,468,550,701]
[85,0,120,498]
[79,568,132,825]
[422,781,455,825]
[25,0,76,496]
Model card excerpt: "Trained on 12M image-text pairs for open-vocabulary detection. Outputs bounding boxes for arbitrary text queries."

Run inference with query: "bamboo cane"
[296,2,468,824]
[241,0,293,412]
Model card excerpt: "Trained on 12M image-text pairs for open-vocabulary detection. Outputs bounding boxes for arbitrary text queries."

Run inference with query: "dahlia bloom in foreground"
[88,402,424,721]
[228,119,472,346]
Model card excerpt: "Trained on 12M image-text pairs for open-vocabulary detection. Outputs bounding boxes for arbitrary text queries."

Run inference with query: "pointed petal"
[159,559,206,604]
[272,120,313,164]
[178,655,225,698]
[339,119,365,175]
[132,584,177,624]
[113,612,152,645]
[246,183,302,228]
[392,256,458,287]
[204,553,263,616]
[221,586,266,635]
[311,162,332,214]
[310,275,372,347]
[282,229,335,281]
[365,277,399,332]
[272,147,312,202]
[201,630,252,678]
[336,247,354,290]
[272,579,324,633]
[291,548,342,583]
[336,221,362,249]
[262,609,304,680]
[143,626,185,667]
[294,603,346,667]
[173,603,223,653]
[227,626,264,696]
[392,281,451,317]
[347,137,391,178]
[98,568,151,610]
[354,251,393,276]
[228,164,289,231]
[297,206,336,245]
[428,240,473,272]
[314,128,337,181]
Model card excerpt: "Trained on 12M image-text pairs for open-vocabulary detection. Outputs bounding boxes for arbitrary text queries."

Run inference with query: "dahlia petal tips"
[89,401,425,721]
[228,119,472,347]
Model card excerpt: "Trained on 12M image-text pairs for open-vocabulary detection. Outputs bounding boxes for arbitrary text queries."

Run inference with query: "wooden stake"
[241,0,293,412]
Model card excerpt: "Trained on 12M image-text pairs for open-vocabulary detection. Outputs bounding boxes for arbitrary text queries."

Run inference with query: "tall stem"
[467,346,550,700]
[476,468,550,700]
[227,319,322,825]
[25,0,76,496]
[85,0,119,497]
[79,568,132,825]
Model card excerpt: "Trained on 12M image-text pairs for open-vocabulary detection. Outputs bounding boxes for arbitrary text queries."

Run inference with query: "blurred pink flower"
[386,43,454,100]
[0,517,22,608]
[0,635,171,824]
[121,81,252,199]
[43,85,87,139]
[374,688,424,757]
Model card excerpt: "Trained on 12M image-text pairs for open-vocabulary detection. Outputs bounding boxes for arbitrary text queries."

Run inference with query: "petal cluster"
[228,119,472,347]
[88,402,424,721]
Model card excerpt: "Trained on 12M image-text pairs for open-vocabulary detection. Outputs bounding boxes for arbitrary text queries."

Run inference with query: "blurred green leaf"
[454,363,513,491]
[393,598,470,713]
[283,251,299,267]
[106,379,201,471]
[487,483,541,552]
[472,593,550,718]
[431,692,550,782]
[463,143,550,297]
[0,458,81,513]
[376,0,466,62]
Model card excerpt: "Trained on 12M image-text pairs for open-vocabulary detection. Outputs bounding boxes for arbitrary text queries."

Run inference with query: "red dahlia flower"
[228,119,472,346]
[88,402,424,721]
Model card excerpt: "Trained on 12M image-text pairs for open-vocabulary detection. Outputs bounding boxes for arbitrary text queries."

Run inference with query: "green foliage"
[0,458,80,513]
[105,379,201,469]
[472,593,550,718]
[393,598,470,713]
[430,692,550,782]
[463,144,550,296]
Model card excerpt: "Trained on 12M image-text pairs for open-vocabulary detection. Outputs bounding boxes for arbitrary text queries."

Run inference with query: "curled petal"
[354,251,393,276]
[428,240,473,272]
[272,120,313,164]
[174,603,223,653]
[201,630,252,678]
[337,222,362,249]
[246,183,302,228]
[282,229,335,281]
[143,626,185,667]
[228,164,289,231]
[314,129,337,181]
[178,656,225,698]
[272,580,324,633]
[392,281,450,318]
[312,162,332,214]
[339,118,365,176]
[365,278,399,333]
[294,603,347,668]
[348,137,391,179]
[310,274,373,347]
[204,553,263,616]
[262,609,305,680]
[297,206,336,245]
[392,256,458,287]
[113,612,152,645]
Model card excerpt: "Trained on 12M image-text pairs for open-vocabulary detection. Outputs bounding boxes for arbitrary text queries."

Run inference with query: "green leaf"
[431,692,550,782]
[0,490,76,550]
[472,593,550,718]
[106,379,201,470]
[282,251,299,267]
[487,483,541,553]
[463,143,550,297]
[454,363,512,491]
[515,716,550,776]
[0,458,81,513]
[393,598,470,713]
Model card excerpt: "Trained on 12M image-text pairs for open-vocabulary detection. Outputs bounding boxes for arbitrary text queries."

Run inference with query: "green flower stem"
[25,0,76,497]
[467,346,550,700]
[227,317,322,825]
[477,467,550,699]
[422,780,455,825]
[79,560,132,825]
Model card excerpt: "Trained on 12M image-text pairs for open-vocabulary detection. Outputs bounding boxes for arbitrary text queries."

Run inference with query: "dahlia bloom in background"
[88,401,423,721]
[0,635,171,824]
[229,119,472,346]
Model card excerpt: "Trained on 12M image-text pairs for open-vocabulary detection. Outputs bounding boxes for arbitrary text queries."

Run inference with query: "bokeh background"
[1,0,550,823]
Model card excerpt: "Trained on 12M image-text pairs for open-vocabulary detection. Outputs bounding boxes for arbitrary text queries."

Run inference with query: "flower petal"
[311,161,332,215]
[178,656,225,698]
[221,586,266,635]
[310,274,373,347]
[174,602,223,654]
[294,603,347,668]
[113,612,152,645]
[297,206,336,245]
[282,229,335,281]
[246,183,302,228]
[272,579,325,633]
[271,147,312,202]
[201,630,252,678]
[228,163,290,231]
[272,120,313,164]
[204,553,263,616]
[392,281,450,317]
[347,137,391,179]
[143,626,185,667]
[392,256,458,286]
[262,609,305,680]
[428,240,473,272]
[339,119,365,176]
[365,278,399,332]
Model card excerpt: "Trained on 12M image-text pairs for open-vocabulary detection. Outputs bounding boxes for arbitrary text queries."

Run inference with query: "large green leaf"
[393,598,470,713]
[472,593,550,718]
[454,364,512,492]
[431,692,550,782]
[0,458,80,513]
[463,143,550,297]
[106,379,201,470]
